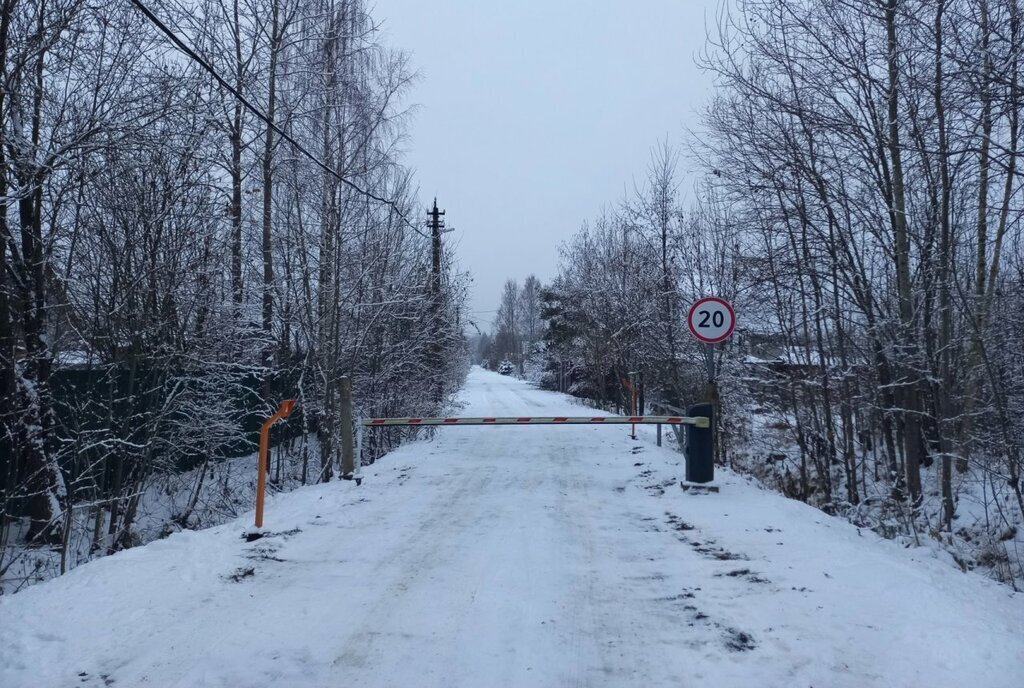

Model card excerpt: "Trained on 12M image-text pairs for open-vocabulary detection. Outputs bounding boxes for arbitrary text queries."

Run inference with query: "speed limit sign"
[688,296,735,344]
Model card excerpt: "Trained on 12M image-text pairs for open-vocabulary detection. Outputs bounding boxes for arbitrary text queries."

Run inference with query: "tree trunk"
[230,0,244,311]
[933,0,956,528]
[14,10,66,543]
[0,0,15,543]
[261,1,282,404]
[885,0,923,505]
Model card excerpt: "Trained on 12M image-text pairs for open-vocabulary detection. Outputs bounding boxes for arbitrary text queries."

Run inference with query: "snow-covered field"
[2,367,1022,687]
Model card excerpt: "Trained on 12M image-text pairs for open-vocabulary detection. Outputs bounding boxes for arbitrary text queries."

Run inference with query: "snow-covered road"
[2,367,1023,687]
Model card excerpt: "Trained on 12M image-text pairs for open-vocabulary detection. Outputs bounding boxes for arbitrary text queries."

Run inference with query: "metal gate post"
[340,377,355,479]
[254,399,296,528]
[356,420,363,470]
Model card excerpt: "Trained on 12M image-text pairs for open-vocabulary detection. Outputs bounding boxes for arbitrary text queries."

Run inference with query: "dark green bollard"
[685,402,714,483]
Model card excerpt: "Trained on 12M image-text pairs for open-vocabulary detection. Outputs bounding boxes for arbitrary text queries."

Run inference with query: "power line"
[128,0,429,239]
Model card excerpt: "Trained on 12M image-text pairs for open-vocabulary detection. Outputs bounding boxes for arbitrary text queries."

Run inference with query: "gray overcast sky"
[373,0,721,329]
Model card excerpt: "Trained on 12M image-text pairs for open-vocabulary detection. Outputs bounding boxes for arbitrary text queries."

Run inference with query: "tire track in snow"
[331,464,492,673]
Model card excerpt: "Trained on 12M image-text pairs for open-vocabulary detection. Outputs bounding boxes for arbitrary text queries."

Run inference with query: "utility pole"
[427,199,445,405]
[428,198,444,299]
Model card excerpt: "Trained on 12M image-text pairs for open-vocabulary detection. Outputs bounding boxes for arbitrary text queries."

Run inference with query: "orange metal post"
[255,399,296,528]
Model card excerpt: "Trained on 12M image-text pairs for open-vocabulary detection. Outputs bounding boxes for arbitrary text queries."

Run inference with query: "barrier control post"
[683,402,717,491]
[255,399,296,529]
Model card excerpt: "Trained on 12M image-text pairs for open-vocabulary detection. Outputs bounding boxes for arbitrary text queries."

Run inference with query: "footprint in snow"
[678,605,759,653]
[715,567,771,584]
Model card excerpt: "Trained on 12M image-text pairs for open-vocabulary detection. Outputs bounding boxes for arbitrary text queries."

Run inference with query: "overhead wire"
[127,0,430,239]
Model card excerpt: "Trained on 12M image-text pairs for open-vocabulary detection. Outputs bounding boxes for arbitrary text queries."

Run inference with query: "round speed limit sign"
[687,296,735,344]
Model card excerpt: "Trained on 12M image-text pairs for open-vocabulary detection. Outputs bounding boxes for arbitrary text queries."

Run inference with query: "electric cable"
[128,0,430,239]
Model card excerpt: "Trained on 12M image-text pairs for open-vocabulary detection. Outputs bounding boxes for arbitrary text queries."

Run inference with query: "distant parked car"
[497,360,515,376]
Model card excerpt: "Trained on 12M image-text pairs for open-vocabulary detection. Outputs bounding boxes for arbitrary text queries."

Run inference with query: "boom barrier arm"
[361,411,717,488]
[362,415,710,428]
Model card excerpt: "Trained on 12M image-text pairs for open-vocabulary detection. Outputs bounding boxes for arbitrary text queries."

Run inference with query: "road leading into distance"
[2,367,1022,688]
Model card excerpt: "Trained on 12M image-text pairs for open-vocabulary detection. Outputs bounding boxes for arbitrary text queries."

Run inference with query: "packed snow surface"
[2,367,1022,687]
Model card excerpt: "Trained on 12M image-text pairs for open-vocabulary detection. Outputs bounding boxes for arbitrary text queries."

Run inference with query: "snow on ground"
[2,367,1022,688]
[0,431,319,595]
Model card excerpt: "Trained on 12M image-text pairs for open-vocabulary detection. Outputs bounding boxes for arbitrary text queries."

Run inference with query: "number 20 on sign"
[687,296,735,344]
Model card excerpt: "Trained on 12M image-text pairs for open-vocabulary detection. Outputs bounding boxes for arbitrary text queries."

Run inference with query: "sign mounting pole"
[687,297,736,464]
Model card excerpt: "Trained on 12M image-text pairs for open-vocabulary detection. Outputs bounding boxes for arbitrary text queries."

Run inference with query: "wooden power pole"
[427,199,445,405]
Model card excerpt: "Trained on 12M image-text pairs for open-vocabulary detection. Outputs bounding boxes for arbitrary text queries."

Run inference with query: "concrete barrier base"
[680,481,720,494]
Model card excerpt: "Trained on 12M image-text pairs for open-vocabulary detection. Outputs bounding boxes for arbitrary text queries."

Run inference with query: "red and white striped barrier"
[362,415,709,428]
